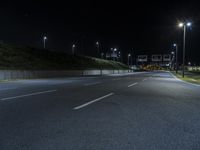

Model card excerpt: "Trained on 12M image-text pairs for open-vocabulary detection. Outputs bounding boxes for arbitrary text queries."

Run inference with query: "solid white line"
[0,90,57,101]
[128,82,138,87]
[73,93,114,110]
[84,82,101,86]
[0,87,17,91]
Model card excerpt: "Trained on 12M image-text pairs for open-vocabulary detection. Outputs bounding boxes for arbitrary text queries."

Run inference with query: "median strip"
[0,89,57,101]
[73,93,114,110]
[128,82,138,87]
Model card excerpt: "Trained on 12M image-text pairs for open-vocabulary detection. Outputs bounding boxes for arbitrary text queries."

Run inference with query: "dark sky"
[1,0,200,63]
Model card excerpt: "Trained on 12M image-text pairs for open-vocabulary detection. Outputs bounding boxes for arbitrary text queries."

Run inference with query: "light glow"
[187,22,191,27]
[179,23,184,27]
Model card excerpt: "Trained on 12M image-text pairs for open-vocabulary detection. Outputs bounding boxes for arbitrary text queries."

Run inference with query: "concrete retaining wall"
[0,70,133,80]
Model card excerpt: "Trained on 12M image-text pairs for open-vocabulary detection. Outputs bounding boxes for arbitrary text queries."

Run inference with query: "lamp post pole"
[182,25,186,78]
[72,44,75,55]
[174,44,178,74]
[96,41,100,58]
[178,22,191,78]
[128,54,131,66]
[43,36,47,49]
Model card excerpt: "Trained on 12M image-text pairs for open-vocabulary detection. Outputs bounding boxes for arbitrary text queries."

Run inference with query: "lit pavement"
[1,71,200,150]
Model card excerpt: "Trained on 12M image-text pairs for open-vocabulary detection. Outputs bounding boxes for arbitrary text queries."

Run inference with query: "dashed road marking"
[128,82,138,87]
[73,93,114,110]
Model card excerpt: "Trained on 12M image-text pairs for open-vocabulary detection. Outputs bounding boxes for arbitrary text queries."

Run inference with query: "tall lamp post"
[178,22,192,78]
[173,43,178,73]
[118,51,121,61]
[72,44,76,55]
[111,48,117,61]
[128,53,131,66]
[171,51,175,70]
[43,36,47,49]
[96,41,100,58]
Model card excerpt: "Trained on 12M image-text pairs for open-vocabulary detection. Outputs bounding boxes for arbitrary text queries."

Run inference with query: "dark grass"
[0,43,129,70]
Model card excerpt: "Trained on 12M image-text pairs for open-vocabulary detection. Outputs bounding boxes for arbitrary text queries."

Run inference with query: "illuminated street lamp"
[111,48,117,60]
[96,41,100,57]
[173,43,179,73]
[43,36,47,49]
[72,44,76,55]
[128,53,131,66]
[178,21,192,78]
[171,51,175,69]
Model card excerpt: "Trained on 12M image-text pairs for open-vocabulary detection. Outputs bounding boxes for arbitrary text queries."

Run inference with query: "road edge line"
[1,89,57,101]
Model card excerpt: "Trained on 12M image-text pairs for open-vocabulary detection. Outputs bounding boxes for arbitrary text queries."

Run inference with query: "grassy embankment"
[0,43,129,70]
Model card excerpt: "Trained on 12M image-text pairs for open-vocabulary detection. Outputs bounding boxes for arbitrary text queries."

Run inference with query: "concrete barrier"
[0,69,133,80]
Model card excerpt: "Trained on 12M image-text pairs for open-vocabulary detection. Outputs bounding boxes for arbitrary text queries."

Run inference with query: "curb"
[169,71,200,87]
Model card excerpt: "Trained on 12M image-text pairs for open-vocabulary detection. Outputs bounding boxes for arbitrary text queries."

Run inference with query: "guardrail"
[0,69,133,80]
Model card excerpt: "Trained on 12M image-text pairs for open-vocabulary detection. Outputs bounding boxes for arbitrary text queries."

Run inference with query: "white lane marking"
[84,82,101,86]
[128,82,138,87]
[73,93,114,110]
[142,78,147,81]
[0,90,57,101]
[0,87,17,91]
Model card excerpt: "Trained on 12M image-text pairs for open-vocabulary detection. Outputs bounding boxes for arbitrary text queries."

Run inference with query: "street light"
[171,51,175,70]
[187,22,192,27]
[43,36,47,49]
[96,41,100,58]
[178,21,192,78]
[111,48,117,61]
[179,23,184,27]
[128,53,131,66]
[173,43,179,73]
[72,44,76,55]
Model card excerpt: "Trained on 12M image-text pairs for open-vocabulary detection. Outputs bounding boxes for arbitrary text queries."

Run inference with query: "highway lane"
[1,71,200,150]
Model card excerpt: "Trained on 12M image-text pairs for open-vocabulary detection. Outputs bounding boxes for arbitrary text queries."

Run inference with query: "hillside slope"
[0,44,129,70]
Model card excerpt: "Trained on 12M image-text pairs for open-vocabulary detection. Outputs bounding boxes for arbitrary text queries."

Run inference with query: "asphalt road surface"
[1,71,200,150]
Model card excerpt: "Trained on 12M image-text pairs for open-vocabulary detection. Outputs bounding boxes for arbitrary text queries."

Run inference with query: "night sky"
[1,1,200,64]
